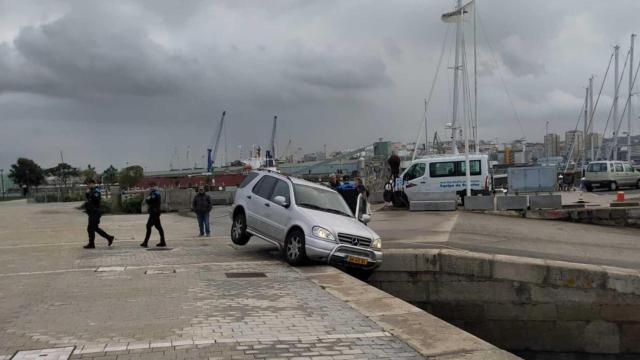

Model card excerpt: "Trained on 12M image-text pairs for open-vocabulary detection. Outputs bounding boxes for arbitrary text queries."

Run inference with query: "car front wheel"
[231,211,251,245]
[284,229,307,266]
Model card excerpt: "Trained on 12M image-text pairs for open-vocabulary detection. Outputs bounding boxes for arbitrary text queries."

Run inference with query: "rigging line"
[412,23,452,161]
[614,49,640,136]
[596,47,631,160]
[587,51,614,136]
[563,101,587,175]
[477,7,525,139]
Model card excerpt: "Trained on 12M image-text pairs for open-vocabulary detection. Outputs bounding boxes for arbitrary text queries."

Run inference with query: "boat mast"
[473,0,478,154]
[589,76,594,161]
[628,34,635,162]
[450,0,462,155]
[583,86,588,165]
[612,45,620,160]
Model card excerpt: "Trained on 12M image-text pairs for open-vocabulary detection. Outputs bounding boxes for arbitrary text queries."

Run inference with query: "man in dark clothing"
[328,173,341,191]
[192,186,212,236]
[387,152,401,180]
[140,183,166,248]
[84,179,114,249]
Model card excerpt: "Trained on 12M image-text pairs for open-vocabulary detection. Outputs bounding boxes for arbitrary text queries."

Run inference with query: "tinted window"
[252,175,278,199]
[270,179,290,205]
[404,163,426,181]
[294,184,353,217]
[587,163,607,172]
[239,172,259,188]
[460,160,481,176]
[430,162,455,177]
[615,163,624,172]
[624,164,634,172]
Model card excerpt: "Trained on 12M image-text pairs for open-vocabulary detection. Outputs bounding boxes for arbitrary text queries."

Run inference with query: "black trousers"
[87,212,111,244]
[144,213,165,243]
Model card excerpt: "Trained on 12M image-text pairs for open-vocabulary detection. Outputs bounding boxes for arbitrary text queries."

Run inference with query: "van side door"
[402,163,426,202]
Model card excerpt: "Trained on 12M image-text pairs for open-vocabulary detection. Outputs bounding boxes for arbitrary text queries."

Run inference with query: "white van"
[584,161,640,191]
[399,154,491,201]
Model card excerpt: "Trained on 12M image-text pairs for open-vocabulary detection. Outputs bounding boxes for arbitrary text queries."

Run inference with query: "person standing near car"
[83,179,114,249]
[328,173,341,191]
[140,182,166,248]
[192,186,213,236]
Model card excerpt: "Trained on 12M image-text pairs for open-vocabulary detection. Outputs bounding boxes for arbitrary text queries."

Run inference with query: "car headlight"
[312,226,335,241]
[372,238,382,249]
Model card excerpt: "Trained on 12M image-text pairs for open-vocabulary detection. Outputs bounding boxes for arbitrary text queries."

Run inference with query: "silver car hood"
[297,207,379,240]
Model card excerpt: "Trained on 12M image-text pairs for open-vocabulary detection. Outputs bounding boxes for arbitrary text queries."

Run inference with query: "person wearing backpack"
[192,186,213,236]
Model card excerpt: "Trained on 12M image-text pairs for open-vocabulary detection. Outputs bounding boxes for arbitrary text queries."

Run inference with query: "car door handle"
[264,203,270,207]
[246,195,252,199]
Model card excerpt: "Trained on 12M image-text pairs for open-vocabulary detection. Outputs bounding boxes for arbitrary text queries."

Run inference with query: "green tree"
[45,163,80,188]
[118,165,144,189]
[8,158,45,190]
[101,165,119,185]
[79,164,97,183]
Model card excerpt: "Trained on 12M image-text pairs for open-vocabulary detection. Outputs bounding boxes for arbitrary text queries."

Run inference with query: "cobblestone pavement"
[0,201,424,359]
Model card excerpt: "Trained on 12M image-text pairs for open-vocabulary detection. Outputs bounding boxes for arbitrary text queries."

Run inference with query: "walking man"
[140,182,166,248]
[192,186,212,236]
[83,179,114,249]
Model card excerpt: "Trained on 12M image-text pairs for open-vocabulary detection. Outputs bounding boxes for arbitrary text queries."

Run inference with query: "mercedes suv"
[230,170,383,271]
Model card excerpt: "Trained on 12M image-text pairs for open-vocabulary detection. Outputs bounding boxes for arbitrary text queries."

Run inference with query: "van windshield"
[293,184,353,217]
[587,163,607,172]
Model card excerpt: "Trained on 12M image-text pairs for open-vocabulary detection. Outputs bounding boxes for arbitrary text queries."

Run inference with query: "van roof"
[411,154,488,162]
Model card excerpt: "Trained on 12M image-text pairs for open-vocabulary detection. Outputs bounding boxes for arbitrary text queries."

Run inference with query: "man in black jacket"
[192,186,212,236]
[140,183,166,247]
[84,179,114,249]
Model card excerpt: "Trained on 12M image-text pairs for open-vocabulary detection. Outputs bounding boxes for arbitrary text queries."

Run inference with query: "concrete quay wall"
[527,207,640,229]
[369,249,640,355]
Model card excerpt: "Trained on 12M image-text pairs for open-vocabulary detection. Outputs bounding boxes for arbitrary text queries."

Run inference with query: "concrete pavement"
[371,209,640,270]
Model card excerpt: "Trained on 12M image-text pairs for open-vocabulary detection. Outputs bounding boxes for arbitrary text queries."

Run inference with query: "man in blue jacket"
[140,182,166,247]
[83,179,114,249]
[192,186,213,236]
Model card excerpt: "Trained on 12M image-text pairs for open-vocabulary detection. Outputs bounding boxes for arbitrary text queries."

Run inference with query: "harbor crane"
[207,111,226,173]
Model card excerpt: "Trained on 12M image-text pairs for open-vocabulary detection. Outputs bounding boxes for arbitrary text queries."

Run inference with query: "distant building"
[544,133,560,157]
[585,133,604,160]
[565,130,583,161]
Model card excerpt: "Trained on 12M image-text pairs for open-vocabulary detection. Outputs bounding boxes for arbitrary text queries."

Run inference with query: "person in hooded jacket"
[140,182,166,247]
[192,185,213,236]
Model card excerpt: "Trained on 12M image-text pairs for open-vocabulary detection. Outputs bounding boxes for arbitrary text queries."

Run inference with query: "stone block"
[492,255,548,284]
[530,286,597,304]
[410,200,457,211]
[621,323,640,353]
[556,304,601,321]
[603,266,640,296]
[429,302,486,321]
[464,196,494,211]
[483,304,557,321]
[584,320,620,354]
[409,191,458,201]
[439,250,493,278]
[430,280,521,303]
[496,196,528,210]
[371,280,429,303]
[525,321,587,352]
[628,208,640,219]
[600,305,640,322]
[529,194,562,209]
[544,260,607,289]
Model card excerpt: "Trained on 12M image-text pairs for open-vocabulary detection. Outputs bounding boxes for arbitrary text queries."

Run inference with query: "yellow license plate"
[347,256,368,265]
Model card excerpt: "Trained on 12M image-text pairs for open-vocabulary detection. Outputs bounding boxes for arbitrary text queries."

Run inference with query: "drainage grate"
[12,347,74,360]
[225,272,267,278]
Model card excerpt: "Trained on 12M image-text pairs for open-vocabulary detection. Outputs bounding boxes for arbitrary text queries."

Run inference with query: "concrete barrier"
[410,200,457,211]
[369,249,640,355]
[464,196,495,211]
[526,207,640,228]
[529,194,562,209]
[207,191,235,205]
[496,195,528,210]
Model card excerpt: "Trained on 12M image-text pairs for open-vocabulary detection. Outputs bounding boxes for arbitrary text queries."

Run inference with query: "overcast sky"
[1,0,639,171]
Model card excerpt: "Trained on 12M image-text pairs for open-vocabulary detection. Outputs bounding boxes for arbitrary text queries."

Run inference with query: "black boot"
[83,243,95,249]
[156,240,166,247]
[107,236,115,247]
[140,241,148,248]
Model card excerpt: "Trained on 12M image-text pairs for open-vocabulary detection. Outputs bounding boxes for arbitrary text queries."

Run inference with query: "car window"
[624,164,634,172]
[252,175,278,199]
[239,172,259,188]
[587,163,607,172]
[404,163,426,181]
[459,160,481,176]
[430,162,455,177]
[615,163,624,172]
[294,184,353,217]
[270,179,290,205]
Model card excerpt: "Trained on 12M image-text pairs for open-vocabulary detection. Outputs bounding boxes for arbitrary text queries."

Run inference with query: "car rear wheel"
[231,211,250,245]
[609,181,618,191]
[284,229,307,266]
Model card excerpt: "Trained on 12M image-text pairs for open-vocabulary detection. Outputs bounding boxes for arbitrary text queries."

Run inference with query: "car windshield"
[293,184,353,217]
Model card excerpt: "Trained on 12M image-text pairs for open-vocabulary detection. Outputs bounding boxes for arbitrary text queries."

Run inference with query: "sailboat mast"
[424,99,428,155]
[612,45,620,160]
[450,0,462,155]
[589,76,594,161]
[628,34,635,162]
[473,0,478,154]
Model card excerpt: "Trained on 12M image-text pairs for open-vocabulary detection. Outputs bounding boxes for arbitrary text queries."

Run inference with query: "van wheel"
[609,182,618,192]
[231,211,250,245]
[284,229,307,266]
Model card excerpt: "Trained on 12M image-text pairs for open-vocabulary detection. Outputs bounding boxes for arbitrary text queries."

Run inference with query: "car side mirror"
[360,214,371,224]
[273,195,289,207]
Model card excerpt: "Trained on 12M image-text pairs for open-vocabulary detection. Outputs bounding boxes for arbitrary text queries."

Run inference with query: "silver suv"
[230,170,383,271]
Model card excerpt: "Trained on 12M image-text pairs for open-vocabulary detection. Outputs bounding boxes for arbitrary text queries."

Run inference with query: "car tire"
[609,182,618,192]
[231,211,250,245]
[585,183,593,192]
[284,229,307,266]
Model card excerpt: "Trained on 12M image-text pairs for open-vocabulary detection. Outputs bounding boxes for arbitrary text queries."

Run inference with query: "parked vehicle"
[584,161,640,191]
[399,154,491,202]
[230,170,383,271]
